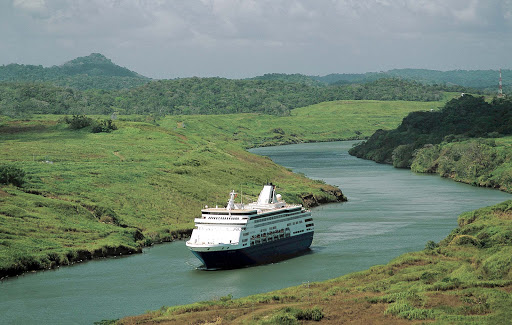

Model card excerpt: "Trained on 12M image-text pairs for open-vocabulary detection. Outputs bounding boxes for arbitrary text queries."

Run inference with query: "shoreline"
[0,186,345,280]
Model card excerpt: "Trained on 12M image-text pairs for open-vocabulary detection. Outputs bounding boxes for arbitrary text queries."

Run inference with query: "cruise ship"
[186,184,314,269]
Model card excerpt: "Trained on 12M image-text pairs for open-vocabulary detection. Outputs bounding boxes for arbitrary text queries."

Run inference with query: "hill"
[349,95,512,167]
[0,78,447,118]
[0,53,150,90]
[248,73,326,86]
[312,69,510,93]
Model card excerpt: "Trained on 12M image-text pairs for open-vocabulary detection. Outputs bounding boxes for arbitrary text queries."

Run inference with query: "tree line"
[0,77,449,118]
[349,95,512,168]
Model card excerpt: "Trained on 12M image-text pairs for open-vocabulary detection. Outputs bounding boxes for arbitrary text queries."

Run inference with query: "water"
[1,141,510,324]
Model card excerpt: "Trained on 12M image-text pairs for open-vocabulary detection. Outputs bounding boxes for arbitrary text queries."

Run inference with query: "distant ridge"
[0,53,149,90]
[251,69,510,92]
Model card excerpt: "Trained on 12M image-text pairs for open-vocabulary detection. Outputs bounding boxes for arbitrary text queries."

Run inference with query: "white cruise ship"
[186,184,314,269]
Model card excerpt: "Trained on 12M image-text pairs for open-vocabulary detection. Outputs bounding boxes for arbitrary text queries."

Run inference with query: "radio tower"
[498,68,504,98]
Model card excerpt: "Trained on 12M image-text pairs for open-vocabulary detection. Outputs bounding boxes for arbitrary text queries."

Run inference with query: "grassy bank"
[119,200,512,324]
[0,99,438,277]
[411,137,512,193]
[0,117,337,278]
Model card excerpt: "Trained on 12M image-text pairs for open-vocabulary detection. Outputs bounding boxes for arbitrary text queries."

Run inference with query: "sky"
[1,0,511,79]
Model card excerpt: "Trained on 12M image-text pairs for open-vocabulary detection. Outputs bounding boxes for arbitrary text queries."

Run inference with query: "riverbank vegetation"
[349,95,512,195]
[0,98,438,278]
[411,137,512,193]
[118,199,512,324]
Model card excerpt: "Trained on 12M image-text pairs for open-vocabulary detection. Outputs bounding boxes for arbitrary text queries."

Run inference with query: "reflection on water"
[1,141,510,324]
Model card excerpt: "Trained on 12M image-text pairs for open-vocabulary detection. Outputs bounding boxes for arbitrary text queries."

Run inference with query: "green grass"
[0,99,445,277]
[165,99,445,148]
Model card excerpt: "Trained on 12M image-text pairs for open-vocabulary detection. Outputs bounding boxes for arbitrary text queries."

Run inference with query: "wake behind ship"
[186,184,314,269]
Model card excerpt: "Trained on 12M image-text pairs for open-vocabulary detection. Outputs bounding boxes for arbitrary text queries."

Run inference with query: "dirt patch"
[0,125,48,134]
[493,210,512,220]
[424,292,464,309]
[0,189,10,197]
[499,284,512,293]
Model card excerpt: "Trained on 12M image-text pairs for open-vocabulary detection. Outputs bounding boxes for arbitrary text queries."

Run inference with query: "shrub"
[295,306,324,321]
[92,119,118,133]
[425,240,439,250]
[65,114,93,129]
[451,235,481,247]
[262,313,298,325]
[0,164,26,187]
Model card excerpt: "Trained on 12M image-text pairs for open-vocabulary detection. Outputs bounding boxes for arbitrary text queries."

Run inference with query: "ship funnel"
[257,184,277,205]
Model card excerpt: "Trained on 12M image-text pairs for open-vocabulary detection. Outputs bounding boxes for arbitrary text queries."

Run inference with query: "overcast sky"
[1,0,511,79]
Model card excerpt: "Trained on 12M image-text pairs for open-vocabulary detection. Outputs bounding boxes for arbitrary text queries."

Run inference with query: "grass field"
[166,100,446,148]
[0,99,445,277]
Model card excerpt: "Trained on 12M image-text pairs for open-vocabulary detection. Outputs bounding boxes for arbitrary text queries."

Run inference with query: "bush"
[0,164,26,187]
[295,307,324,321]
[425,240,439,250]
[65,114,93,129]
[451,235,481,247]
[91,119,118,133]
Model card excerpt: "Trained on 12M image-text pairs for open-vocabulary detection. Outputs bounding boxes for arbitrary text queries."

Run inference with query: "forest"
[0,77,449,118]
[349,95,512,168]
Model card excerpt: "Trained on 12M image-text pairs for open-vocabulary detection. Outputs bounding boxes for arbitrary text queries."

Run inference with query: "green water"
[1,141,510,324]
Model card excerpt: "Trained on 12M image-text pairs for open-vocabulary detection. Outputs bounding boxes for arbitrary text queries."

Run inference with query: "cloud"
[12,0,49,18]
[2,0,512,77]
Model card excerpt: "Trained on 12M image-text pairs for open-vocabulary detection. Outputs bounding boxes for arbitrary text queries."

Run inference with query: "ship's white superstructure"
[186,184,314,269]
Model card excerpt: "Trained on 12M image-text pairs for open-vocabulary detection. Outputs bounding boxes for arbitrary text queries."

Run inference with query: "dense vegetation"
[349,95,512,168]
[119,200,512,324]
[0,78,447,118]
[411,137,512,193]
[312,69,510,92]
[0,53,149,90]
[251,69,509,94]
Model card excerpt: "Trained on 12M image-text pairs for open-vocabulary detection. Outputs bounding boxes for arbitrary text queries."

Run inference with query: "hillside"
[0,78,446,118]
[0,53,149,90]
[250,69,509,94]
[349,95,512,168]
[411,137,512,193]
[0,116,346,278]
[313,69,510,93]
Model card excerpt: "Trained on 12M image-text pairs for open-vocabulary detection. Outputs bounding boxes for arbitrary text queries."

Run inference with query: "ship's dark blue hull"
[191,232,313,269]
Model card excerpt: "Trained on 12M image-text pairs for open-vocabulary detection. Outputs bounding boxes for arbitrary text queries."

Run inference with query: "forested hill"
[0,53,150,90]
[313,69,510,92]
[0,78,446,117]
[247,73,325,86]
[349,95,512,167]
[251,69,509,93]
